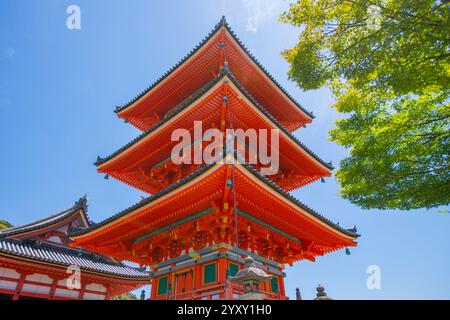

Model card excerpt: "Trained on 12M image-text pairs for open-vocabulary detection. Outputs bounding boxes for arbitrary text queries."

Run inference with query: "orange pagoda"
[69,17,359,300]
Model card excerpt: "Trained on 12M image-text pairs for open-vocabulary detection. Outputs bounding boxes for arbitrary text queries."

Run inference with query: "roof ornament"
[96,155,104,164]
[229,256,273,300]
[314,284,333,300]
[219,15,227,26]
[74,195,88,212]
[295,287,302,300]
[346,225,358,234]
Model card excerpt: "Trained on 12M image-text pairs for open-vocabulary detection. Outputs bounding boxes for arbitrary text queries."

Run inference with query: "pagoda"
[69,17,359,300]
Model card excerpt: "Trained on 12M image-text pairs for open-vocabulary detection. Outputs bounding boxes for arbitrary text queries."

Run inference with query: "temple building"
[69,17,359,300]
[0,197,150,300]
[1,17,358,301]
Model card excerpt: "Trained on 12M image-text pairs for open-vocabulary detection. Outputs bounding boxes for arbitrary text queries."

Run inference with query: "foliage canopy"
[281,0,450,210]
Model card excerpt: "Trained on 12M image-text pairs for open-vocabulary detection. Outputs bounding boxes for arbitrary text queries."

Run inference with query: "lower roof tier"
[70,156,358,266]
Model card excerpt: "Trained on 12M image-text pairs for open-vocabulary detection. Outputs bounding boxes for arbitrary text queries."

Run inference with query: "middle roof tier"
[96,70,333,194]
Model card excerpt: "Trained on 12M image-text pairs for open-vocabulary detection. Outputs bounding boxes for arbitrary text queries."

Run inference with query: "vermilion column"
[12,272,27,300]
[278,274,286,299]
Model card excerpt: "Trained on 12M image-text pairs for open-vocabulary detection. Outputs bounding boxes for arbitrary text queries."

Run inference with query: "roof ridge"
[114,17,313,119]
[0,196,90,237]
[0,237,150,278]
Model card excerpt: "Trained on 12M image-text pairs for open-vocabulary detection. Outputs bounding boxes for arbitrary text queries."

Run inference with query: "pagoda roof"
[114,16,313,131]
[0,237,150,280]
[95,69,332,174]
[71,156,358,245]
[0,196,90,239]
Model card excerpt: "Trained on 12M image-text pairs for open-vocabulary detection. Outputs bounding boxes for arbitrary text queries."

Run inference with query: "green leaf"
[281,0,450,210]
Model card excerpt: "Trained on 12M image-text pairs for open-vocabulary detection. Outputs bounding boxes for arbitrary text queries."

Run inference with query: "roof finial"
[295,288,302,300]
[314,284,333,300]
[74,195,88,212]
[95,155,104,165]
[220,15,227,25]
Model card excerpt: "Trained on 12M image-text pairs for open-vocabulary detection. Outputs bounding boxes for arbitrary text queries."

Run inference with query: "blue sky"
[0,0,449,300]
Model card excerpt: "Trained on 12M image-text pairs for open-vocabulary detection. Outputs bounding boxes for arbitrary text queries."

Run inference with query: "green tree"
[280,0,450,210]
[109,292,139,300]
[0,220,13,230]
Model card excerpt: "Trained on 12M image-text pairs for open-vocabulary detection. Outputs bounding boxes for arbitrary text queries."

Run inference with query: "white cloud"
[241,0,284,32]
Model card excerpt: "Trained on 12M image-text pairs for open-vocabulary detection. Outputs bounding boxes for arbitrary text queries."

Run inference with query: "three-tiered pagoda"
[69,17,359,300]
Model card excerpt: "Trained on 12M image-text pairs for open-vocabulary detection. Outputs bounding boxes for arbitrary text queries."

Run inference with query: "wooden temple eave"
[0,253,149,282]
[70,159,358,266]
[70,164,225,244]
[77,207,307,266]
[115,18,312,131]
[96,75,332,194]
[2,211,84,241]
[0,197,90,239]
[0,255,149,299]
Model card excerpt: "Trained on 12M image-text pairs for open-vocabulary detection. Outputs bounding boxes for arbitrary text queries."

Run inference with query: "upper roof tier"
[115,17,313,132]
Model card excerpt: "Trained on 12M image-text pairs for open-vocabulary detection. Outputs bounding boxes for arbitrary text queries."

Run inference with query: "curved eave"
[0,197,90,239]
[96,70,333,173]
[0,253,150,281]
[114,16,313,122]
[0,239,150,281]
[71,158,358,243]
[70,164,217,239]
[238,162,359,240]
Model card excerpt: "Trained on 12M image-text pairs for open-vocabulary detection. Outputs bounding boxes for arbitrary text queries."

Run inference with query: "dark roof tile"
[0,237,150,279]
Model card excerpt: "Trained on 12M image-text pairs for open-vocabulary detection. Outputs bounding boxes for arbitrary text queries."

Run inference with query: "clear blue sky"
[0,0,449,300]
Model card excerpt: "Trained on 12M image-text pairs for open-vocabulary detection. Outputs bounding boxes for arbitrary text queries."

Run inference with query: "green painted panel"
[271,277,279,293]
[157,276,168,295]
[204,263,217,284]
[229,263,239,277]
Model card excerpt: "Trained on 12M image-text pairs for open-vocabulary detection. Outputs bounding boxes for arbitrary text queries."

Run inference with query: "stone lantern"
[228,256,273,300]
[314,284,333,300]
